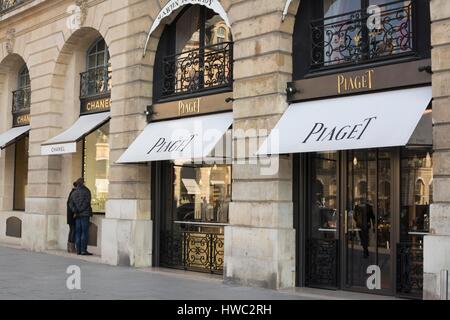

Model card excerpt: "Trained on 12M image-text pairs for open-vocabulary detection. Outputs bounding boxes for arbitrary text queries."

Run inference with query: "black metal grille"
[311,0,414,69]
[397,241,424,299]
[80,66,111,100]
[161,42,233,99]
[0,0,26,14]
[161,230,224,274]
[307,239,338,288]
[12,86,30,115]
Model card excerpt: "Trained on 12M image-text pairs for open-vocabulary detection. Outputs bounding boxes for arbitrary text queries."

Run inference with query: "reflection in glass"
[83,122,110,213]
[14,136,29,211]
[346,149,391,290]
[173,163,231,226]
[307,152,339,288]
[400,149,432,237]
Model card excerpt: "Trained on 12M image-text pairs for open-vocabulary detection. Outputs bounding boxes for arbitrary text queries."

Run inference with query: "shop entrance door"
[344,149,394,294]
[304,149,395,294]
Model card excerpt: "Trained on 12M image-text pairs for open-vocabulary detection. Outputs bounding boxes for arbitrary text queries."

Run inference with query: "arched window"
[13,65,31,115]
[154,5,233,100]
[81,38,111,98]
[18,65,30,89]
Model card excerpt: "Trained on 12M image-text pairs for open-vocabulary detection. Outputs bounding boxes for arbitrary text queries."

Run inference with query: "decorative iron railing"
[161,229,224,274]
[161,42,233,99]
[397,240,424,299]
[12,86,30,114]
[311,0,414,69]
[80,66,111,99]
[0,0,26,15]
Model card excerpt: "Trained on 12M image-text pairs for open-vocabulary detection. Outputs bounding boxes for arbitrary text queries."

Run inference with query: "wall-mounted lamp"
[418,66,432,74]
[286,82,297,96]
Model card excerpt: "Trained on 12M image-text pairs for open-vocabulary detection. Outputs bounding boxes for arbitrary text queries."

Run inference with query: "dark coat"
[69,185,93,218]
[66,188,76,225]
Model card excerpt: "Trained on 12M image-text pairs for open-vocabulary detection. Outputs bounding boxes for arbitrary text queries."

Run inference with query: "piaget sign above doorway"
[148,92,232,122]
[258,86,432,155]
[143,0,231,56]
[288,60,431,102]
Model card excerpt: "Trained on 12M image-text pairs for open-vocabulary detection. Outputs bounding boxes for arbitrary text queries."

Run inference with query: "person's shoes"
[77,252,82,255]
[81,252,93,256]
[68,243,76,253]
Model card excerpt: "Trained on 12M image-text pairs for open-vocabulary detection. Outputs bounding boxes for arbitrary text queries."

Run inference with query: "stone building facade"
[0,0,447,300]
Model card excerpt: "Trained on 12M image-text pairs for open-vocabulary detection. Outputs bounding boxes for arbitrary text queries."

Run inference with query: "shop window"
[13,136,29,211]
[173,163,231,224]
[153,5,233,100]
[83,122,110,213]
[293,0,431,78]
[80,38,111,100]
[400,149,432,234]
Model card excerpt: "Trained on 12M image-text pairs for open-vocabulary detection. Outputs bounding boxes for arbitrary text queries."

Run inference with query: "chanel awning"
[258,87,432,155]
[117,112,233,163]
[0,126,30,150]
[41,112,110,156]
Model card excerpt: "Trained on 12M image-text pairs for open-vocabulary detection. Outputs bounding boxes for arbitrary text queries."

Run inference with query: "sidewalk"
[0,245,400,300]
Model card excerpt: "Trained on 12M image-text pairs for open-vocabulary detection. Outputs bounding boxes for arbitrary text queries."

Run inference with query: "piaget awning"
[117,112,233,163]
[41,112,110,156]
[0,125,30,150]
[258,87,432,155]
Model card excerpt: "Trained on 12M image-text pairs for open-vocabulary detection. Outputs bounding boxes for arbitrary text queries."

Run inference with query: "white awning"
[258,87,432,155]
[41,112,110,156]
[0,126,30,150]
[117,112,233,163]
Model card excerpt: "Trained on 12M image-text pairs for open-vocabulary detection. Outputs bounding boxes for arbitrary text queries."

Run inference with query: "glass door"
[306,152,339,289]
[345,149,393,292]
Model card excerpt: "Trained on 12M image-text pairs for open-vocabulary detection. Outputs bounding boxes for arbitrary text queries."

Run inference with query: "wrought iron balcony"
[80,66,111,100]
[12,86,30,115]
[311,0,414,70]
[161,41,233,99]
[0,0,27,15]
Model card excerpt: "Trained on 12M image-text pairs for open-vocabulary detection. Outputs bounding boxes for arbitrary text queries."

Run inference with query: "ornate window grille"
[12,65,30,116]
[161,41,233,99]
[80,38,111,100]
[311,0,414,70]
[0,0,26,15]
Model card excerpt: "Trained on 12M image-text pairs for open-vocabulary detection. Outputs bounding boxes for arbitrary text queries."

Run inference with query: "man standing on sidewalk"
[69,178,93,256]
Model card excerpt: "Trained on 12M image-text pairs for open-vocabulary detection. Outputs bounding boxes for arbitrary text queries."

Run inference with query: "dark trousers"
[75,217,90,253]
[68,224,76,243]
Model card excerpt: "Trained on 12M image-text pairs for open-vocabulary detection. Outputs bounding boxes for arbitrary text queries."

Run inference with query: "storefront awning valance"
[41,112,110,156]
[258,87,432,155]
[0,126,30,150]
[117,112,233,163]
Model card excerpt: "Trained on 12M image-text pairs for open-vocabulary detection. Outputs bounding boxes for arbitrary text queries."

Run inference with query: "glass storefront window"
[173,162,231,226]
[83,122,110,213]
[14,136,29,211]
[400,148,433,237]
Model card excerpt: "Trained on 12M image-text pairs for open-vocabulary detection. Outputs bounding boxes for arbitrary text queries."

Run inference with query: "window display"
[83,122,110,213]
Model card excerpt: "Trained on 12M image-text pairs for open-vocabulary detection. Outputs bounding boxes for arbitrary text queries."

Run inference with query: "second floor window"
[154,5,233,101]
[13,65,30,115]
[294,0,430,78]
[80,38,111,99]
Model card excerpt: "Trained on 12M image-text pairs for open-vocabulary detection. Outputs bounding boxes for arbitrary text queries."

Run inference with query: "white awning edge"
[117,112,233,163]
[258,87,432,155]
[41,112,110,156]
[0,125,30,150]
[143,0,231,57]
